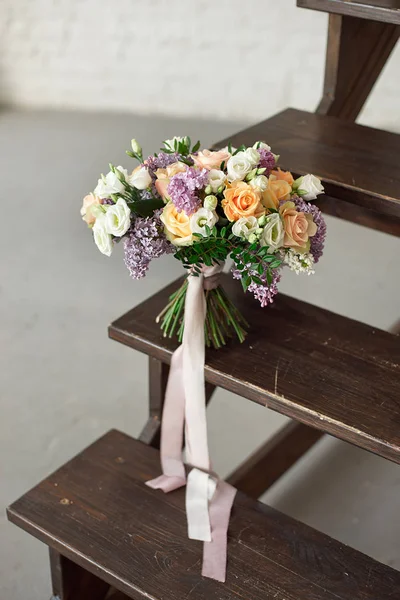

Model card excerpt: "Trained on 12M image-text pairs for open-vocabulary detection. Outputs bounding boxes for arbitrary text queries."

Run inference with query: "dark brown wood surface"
[317,15,398,120]
[109,275,400,463]
[227,422,323,498]
[215,109,400,219]
[7,430,400,600]
[49,548,110,600]
[298,0,400,24]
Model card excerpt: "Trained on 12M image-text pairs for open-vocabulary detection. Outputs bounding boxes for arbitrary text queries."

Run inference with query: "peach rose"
[270,168,294,185]
[222,181,265,222]
[160,201,193,246]
[261,178,292,211]
[80,193,100,226]
[192,149,231,170]
[280,201,317,250]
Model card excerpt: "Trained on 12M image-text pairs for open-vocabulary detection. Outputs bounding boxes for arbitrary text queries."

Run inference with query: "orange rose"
[270,168,294,185]
[222,181,265,222]
[280,201,317,250]
[192,149,231,170]
[261,178,292,211]
[160,201,193,246]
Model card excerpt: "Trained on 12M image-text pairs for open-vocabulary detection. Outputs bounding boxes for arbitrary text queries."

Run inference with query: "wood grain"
[214,108,400,220]
[7,430,400,600]
[109,275,400,464]
[297,0,400,24]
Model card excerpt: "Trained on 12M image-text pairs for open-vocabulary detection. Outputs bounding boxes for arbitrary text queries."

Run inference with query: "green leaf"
[266,270,273,285]
[257,262,264,275]
[129,196,164,217]
[270,260,282,268]
[192,140,201,153]
[221,227,227,238]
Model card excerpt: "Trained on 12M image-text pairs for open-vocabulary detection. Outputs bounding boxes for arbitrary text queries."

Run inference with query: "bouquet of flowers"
[81,136,326,348]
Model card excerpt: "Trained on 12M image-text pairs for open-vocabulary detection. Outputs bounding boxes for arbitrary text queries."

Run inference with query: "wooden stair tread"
[7,430,400,600]
[298,0,400,24]
[215,108,400,219]
[109,275,400,463]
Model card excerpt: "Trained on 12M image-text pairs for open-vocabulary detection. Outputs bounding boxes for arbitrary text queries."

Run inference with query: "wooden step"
[7,430,400,600]
[109,275,400,464]
[214,108,400,235]
[298,0,400,24]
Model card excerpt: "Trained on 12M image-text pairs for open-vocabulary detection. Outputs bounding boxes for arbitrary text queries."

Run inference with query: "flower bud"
[245,168,257,181]
[204,184,212,195]
[204,195,218,210]
[217,185,225,194]
[258,215,267,227]
[131,139,142,156]
[257,167,266,175]
[248,233,258,244]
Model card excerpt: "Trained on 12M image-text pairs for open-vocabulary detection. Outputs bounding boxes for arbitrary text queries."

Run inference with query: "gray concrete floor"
[0,109,399,599]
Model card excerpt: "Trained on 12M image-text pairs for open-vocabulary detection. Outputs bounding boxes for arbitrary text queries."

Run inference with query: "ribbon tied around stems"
[146,263,237,582]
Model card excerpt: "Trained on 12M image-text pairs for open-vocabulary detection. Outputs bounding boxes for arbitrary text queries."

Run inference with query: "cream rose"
[296,174,324,201]
[250,175,268,192]
[104,198,131,237]
[94,166,127,199]
[161,201,193,246]
[192,149,231,171]
[280,201,318,250]
[93,216,113,256]
[190,207,218,237]
[129,166,152,190]
[244,147,261,166]
[80,193,101,226]
[253,141,271,152]
[232,216,258,240]
[226,151,254,182]
[260,213,284,252]
[208,169,226,193]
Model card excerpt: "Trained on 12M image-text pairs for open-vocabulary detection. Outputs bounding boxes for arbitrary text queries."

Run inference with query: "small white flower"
[253,141,271,152]
[190,207,218,237]
[94,166,128,199]
[208,169,226,193]
[93,216,113,256]
[226,151,253,181]
[163,136,184,151]
[245,147,261,166]
[232,216,259,240]
[250,175,269,192]
[129,166,152,190]
[204,195,218,210]
[260,213,284,252]
[295,174,324,201]
[284,249,315,275]
[104,198,131,237]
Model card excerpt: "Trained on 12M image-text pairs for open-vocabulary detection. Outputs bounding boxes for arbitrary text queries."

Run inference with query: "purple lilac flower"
[123,210,174,279]
[145,152,181,172]
[232,256,281,308]
[257,148,276,175]
[167,167,209,215]
[292,195,327,263]
[101,198,114,205]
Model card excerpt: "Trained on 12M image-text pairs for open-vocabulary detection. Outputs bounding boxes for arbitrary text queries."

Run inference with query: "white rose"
[296,174,324,201]
[129,166,152,190]
[204,195,218,210]
[93,216,113,256]
[104,198,131,237]
[226,151,253,181]
[250,175,268,192]
[190,207,218,237]
[163,136,184,151]
[208,169,226,193]
[245,147,261,166]
[253,141,271,152]
[232,216,258,240]
[260,213,284,252]
[94,166,128,199]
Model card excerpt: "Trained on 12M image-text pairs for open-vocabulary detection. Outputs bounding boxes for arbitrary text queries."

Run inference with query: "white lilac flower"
[129,166,152,190]
[208,169,226,193]
[93,215,113,256]
[284,249,315,275]
[250,174,268,191]
[226,151,254,181]
[295,174,324,201]
[232,216,259,240]
[94,166,128,199]
[260,213,284,253]
[190,207,218,237]
[104,198,131,237]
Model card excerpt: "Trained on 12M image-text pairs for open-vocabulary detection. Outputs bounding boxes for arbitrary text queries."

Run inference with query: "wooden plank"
[215,108,400,219]
[109,275,400,464]
[227,422,323,498]
[317,14,399,120]
[297,0,400,24]
[7,431,400,600]
[49,548,110,600]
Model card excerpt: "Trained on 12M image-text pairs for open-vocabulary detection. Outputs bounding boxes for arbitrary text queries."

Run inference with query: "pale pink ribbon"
[146,264,237,582]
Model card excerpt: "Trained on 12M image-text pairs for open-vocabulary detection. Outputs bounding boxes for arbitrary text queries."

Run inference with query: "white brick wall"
[1,0,399,129]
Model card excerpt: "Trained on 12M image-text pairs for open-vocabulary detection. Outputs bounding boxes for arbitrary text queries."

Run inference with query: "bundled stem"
[156,278,248,349]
